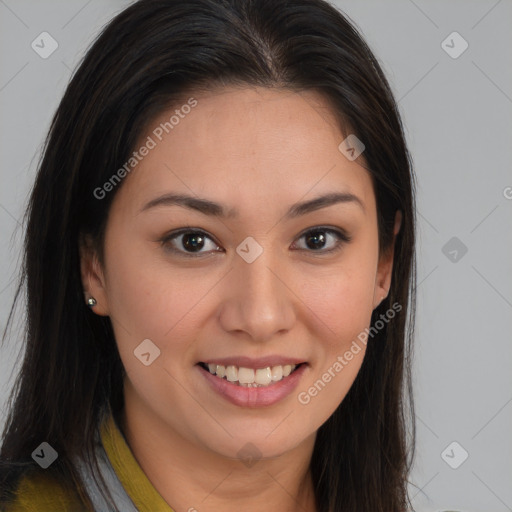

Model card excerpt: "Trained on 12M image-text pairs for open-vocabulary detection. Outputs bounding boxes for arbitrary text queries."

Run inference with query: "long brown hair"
[0,1,416,510]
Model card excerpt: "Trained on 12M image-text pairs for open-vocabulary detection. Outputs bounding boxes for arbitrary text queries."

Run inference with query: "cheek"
[302,256,378,347]
[293,247,378,421]
[102,248,211,416]
[292,287,372,435]
[101,236,174,346]
[307,277,372,334]
[301,272,373,409]
[102,234,226,372]
[105,265,202,346]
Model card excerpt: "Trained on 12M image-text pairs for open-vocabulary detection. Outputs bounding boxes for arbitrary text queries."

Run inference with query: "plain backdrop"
[1,1,511,511]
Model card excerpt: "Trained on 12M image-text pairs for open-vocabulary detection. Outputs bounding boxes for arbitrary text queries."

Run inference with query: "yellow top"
[3,411,175,512]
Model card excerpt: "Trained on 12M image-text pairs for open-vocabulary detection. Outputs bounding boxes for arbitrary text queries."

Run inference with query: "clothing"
[3,410,174,511]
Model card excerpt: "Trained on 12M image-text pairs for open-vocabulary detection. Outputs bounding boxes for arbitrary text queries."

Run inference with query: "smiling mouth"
[198,362,304,387]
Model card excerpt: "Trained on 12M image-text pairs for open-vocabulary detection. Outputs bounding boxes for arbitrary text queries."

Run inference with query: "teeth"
[271,365,283,381]
[226,365,238,382]
[215,365,225,378]
[204,363,298,386]
[255,367,272,385]
[238,367,255,384]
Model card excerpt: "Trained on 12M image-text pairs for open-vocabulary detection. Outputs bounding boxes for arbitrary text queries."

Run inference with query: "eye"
[160,228,222,256]
[159,226,351,257]
[292,227,351,254]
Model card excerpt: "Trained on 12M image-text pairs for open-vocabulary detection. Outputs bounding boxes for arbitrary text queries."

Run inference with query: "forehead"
[114,86,375,217]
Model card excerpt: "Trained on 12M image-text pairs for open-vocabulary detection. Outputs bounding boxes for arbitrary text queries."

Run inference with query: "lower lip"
[197,364,307,408]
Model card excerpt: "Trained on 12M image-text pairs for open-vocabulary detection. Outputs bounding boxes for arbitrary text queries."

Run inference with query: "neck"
[120,384,318,512]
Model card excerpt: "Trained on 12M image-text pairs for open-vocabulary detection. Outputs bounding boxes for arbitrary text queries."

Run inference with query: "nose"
[217,244,296,342]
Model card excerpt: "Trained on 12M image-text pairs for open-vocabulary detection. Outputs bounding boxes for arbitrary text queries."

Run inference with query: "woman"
[0,0,417,510]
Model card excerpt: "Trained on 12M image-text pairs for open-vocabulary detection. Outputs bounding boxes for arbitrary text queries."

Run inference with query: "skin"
[80,86,401,512]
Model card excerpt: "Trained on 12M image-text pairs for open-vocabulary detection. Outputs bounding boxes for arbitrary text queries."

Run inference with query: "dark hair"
[0,0,417,510]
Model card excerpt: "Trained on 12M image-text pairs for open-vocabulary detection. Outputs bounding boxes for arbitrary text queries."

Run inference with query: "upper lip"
[199,356,306,369]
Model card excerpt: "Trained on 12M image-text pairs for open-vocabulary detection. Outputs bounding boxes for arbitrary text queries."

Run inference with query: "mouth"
[197,361,305,388]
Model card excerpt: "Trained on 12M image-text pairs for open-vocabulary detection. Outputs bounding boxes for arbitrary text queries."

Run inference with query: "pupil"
[306,231,326,250]
[183,233,204,252]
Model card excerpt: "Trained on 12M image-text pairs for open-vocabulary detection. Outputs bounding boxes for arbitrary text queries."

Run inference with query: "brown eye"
[161,229,221,256]
[292,227,351,253]
[159,226,351,258]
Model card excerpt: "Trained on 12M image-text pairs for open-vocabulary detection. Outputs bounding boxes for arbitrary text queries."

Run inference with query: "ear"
[79,233,110,316]
[373,210,402,309]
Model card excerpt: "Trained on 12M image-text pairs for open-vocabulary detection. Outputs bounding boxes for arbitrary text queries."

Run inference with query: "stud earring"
[87,297,97,307]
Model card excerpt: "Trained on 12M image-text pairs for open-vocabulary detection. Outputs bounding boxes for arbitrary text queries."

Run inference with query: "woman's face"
[82,86,397,461]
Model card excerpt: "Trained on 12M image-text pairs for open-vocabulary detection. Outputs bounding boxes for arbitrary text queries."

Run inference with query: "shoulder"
[2,469,88,512]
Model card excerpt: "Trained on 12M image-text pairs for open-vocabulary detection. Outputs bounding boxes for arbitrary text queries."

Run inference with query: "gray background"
[1,1,511,511]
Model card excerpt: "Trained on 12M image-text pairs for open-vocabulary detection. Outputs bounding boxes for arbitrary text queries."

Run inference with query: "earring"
[87,297,97,307]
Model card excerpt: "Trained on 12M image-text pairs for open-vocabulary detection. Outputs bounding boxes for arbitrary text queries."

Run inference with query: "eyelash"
[159,226,352,258]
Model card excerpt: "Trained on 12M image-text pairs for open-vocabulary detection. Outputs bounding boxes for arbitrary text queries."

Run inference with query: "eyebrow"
[140,191,365,219]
